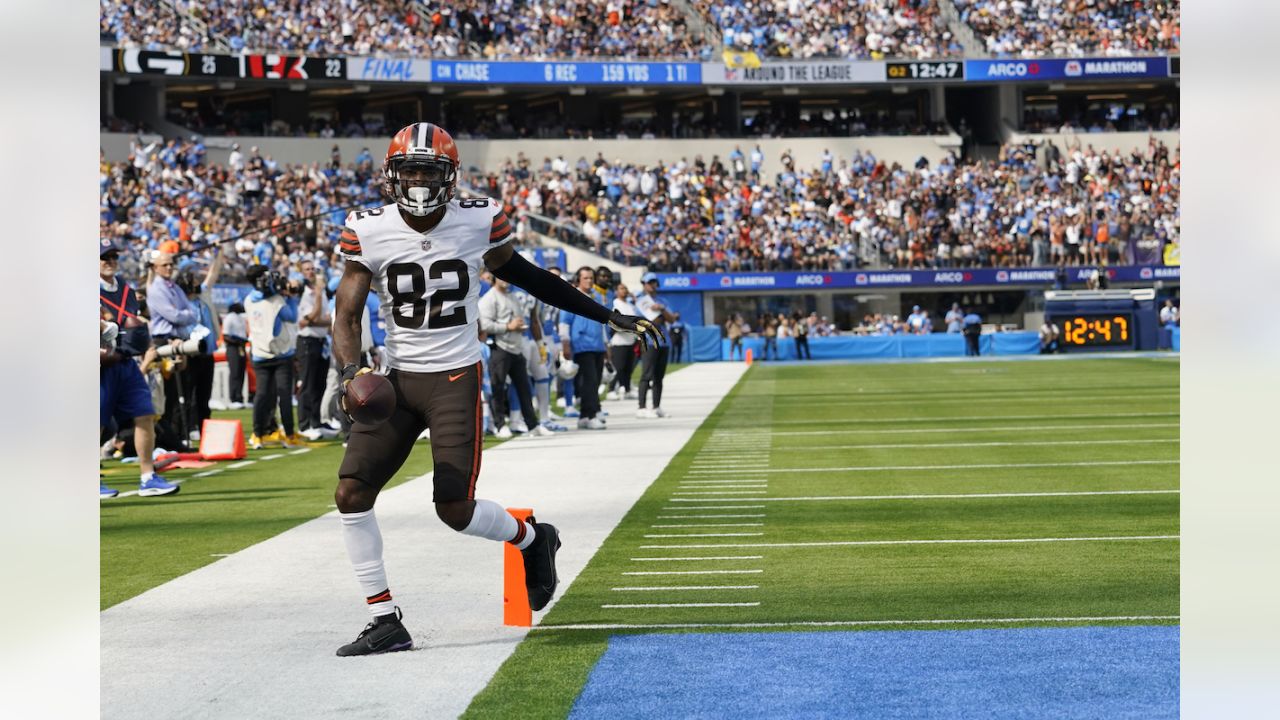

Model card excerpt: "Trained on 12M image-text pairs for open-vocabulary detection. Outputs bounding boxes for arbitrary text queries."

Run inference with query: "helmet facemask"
[385,155,456,216]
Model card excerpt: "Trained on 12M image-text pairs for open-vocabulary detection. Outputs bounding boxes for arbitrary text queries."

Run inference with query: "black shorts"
[338,362,483,503]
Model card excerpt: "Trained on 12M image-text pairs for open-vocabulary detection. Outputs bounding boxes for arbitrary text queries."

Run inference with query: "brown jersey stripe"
[489,225,511,240]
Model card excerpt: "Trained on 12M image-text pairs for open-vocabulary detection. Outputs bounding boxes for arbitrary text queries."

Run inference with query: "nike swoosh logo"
[448,372,467,382]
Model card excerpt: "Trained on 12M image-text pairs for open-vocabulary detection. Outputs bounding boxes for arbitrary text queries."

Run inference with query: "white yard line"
[535,614,1181,632]
[640,535,1180,550]
[670,486,768,491]
[644,532,765,538]
[226,460,256,470]
[685,459,1178,475]
[772,422,1179,437]
[610,585,760,591]
[630,555,765,562]
[259,454,284,461]
[754,411,1175,427]
[191,469,223,478]
[602,602,761,609]
[770,438,1179,451]
[656,514,768,519]
[650,523,765,528]
[622,569,764,576]
[668,489,1180,504]
[287,447,312,455]
[660,505,767,510]
[769,393,1176,407]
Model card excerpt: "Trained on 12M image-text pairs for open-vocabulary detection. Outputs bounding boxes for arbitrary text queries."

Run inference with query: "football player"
[330,122,663,656]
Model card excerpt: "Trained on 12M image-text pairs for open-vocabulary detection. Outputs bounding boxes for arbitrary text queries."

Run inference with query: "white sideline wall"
[100,132,962,173]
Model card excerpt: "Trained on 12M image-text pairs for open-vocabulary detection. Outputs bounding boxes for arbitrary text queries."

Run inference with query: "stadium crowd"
[954,0,1180,57]
[696,0,959,59]
[101,0,708,59]
[470,136,1179,271]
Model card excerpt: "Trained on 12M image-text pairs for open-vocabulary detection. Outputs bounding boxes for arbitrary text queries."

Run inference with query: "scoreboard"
[1045,289,1159,352]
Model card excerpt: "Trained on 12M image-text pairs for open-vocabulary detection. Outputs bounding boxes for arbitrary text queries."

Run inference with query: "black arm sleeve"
[491,251,611,324]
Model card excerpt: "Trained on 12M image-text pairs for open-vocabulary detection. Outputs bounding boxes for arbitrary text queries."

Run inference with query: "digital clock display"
[885,61,964,81]
[1056,314,1134,348]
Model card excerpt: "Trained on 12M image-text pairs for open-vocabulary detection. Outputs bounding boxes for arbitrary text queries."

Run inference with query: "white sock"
[340,509,394,617]
[140,472,153,483]
[535,380,551,422]
[461,498,536,550]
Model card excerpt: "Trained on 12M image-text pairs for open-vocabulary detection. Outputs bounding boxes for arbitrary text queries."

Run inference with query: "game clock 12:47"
[1058,314,1134,349]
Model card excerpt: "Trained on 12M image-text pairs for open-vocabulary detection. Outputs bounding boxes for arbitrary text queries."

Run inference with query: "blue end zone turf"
[569,625,1178,719]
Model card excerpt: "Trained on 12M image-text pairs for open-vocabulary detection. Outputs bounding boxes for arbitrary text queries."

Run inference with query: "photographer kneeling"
[244,266,302,449]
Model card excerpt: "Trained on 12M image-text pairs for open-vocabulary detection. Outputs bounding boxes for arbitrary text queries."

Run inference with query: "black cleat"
[336,607,413,657]
[521,521,561,611]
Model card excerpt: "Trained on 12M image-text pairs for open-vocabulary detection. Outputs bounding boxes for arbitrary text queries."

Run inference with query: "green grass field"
[464,357,1179,719]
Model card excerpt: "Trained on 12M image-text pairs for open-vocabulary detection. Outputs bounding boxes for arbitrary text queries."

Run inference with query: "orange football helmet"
[383,122,459,216]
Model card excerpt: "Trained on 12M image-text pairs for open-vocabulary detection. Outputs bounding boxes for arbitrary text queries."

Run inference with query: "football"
[345,373,396,425]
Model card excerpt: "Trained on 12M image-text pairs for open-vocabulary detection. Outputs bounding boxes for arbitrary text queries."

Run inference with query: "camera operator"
[175,249,225,440]
[245,266,302,448]
[100,240,178,498]
[147,251,200,449]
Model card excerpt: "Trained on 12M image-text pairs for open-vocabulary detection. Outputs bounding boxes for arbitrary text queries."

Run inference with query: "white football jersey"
[340,198,512,372]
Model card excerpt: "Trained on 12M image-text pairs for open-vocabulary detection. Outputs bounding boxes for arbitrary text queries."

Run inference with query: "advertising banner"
[430,60,700,85]
[965,56,1170,82]
[655,266,1180,292]
[701,60,884,85]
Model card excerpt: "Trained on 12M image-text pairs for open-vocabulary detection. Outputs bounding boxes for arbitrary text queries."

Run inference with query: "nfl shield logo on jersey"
[421,238,433,251]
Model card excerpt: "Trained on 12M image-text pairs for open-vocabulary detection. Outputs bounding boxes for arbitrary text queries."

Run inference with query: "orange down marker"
[744,348,754,366]
[503,507,533,627]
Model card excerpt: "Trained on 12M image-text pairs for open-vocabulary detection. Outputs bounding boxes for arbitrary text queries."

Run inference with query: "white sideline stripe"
[644,532,765,538]
[656,514,768,519]
[686,459,1179,475]
[534,615,1181,632]
[772,422,1179,437]
[669,489,1180,504]
[650,523,765,528]
[771,438,1179,451]
[602,602,761,609]
[192,469,223,478]
[631,555,764,562]
[622,570,764,576]
[751,411,1177,427]
[661,505,766,510]
[288,448,312,455]
[611,585,760,591]
[640,534,1180,550]
[226,461,256,470]
[209,553,232,557]
[673,491,769,495]
[259,454,284,461]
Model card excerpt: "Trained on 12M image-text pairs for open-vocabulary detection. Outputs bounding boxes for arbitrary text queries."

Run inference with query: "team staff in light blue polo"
[558,266,608,430]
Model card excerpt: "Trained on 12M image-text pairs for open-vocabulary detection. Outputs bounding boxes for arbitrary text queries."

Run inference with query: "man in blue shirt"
[558,267,609,430]
[963,311,983,357]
